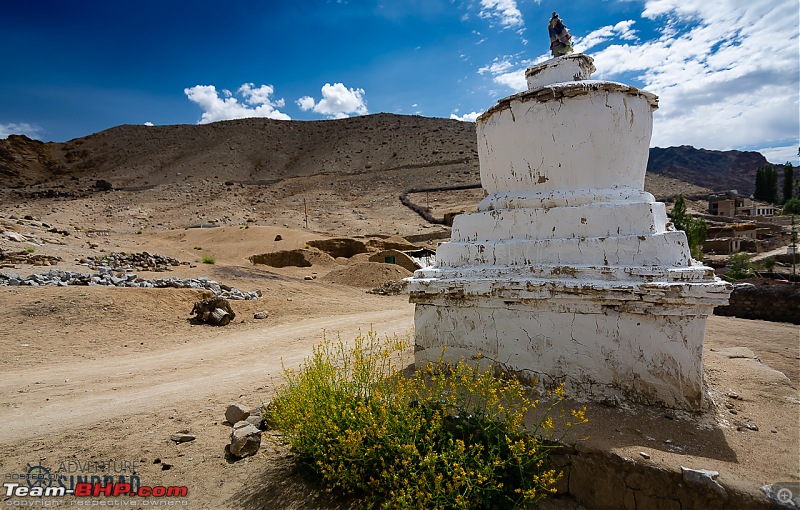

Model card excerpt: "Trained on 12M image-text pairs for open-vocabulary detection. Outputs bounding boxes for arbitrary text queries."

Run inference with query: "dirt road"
[1,306,415,445]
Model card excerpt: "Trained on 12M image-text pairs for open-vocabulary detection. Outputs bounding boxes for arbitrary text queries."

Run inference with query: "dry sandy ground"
[1,282,797,509]
[0,171,797,509]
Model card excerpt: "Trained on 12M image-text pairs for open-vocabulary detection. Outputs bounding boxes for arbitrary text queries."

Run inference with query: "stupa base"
[410,278,730,411]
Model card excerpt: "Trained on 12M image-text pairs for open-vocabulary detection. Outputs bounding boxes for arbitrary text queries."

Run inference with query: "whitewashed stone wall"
[408,54,731,410]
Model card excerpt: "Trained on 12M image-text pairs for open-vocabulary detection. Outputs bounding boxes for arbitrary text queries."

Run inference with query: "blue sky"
[1,0,798,164]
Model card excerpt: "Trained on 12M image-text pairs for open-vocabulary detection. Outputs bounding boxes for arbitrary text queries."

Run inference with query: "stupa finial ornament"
[548,12,573,57]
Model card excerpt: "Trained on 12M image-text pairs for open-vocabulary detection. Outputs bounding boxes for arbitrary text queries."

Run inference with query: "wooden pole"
[304,198,308,229]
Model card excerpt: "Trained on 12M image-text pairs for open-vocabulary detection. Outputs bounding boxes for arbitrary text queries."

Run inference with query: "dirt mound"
[366,235,420,251]
[307,238,369,259]
[249,249,334,268]
[322,262,412,288]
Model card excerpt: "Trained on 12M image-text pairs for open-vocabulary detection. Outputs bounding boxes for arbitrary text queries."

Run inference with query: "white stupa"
[407,54,731,410]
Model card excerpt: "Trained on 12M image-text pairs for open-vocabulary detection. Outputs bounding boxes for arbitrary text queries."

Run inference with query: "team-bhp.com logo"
[4,461,189,506]
[4,481,188,498]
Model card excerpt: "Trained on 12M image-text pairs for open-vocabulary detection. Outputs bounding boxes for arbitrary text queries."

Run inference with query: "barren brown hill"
[0,113,770,200]
[0,114,479,188]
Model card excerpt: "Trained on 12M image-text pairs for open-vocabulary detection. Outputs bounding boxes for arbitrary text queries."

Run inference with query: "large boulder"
[230,422,261,458]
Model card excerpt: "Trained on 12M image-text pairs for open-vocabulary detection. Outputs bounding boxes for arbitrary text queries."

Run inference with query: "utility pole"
[792,214,797,282]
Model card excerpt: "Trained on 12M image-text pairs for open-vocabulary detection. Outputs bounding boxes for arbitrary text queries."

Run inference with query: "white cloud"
[297,96,315,111]
[478,0,523,28]
[758,145,799,166]
[184,83,291,124]
[450,111,481,122]
[239,83,285,108]
[479,53,549,94]
[297,82,368,119]
[492,70,527,91]
[573,20,638,53]
[478,58,515,75]
[0,122,42,139]
[589,0,799,154]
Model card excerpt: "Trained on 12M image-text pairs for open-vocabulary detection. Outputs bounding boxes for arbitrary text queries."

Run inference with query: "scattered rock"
[2,231,28,243]
[84,251,185,272]
[170,433,196,443]
[94,179,113,191]
[304,275,315,280]
[737,421,759,432]
[0,269,260,299]
[681,467,726,497]
[225,403,250,424]
[274,235,282,241]
[245,414,263,429]
[639,452,650,460]
[253,311,269,320]
[229,423,261,458]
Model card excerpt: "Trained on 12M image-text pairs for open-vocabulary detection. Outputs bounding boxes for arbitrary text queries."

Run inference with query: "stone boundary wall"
[399,184,482,225]
[714,282,800,325]
[544,443,773,510]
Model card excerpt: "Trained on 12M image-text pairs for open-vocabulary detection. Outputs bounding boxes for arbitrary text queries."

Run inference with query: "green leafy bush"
[725,253,752,281]
[270,332,585,509]
[669,194,707,260]
[201,254,216,264]
[782,198,800,215]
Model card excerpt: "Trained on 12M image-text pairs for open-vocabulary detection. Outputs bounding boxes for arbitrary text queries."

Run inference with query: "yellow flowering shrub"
[270,331,586,509]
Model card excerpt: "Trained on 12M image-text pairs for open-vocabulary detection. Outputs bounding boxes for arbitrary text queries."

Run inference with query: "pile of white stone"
[0,268,260,300]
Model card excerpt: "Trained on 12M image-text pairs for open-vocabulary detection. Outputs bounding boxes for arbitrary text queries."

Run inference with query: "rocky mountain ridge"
[0,114,782,196]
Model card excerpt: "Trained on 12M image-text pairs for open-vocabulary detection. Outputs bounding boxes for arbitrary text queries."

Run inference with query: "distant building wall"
[709,198,736,217]
[707,225,758,240]
[703,238,740,255]
[708,192,775,218]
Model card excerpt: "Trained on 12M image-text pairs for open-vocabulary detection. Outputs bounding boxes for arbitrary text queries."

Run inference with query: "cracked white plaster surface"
[407,54,731,411]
